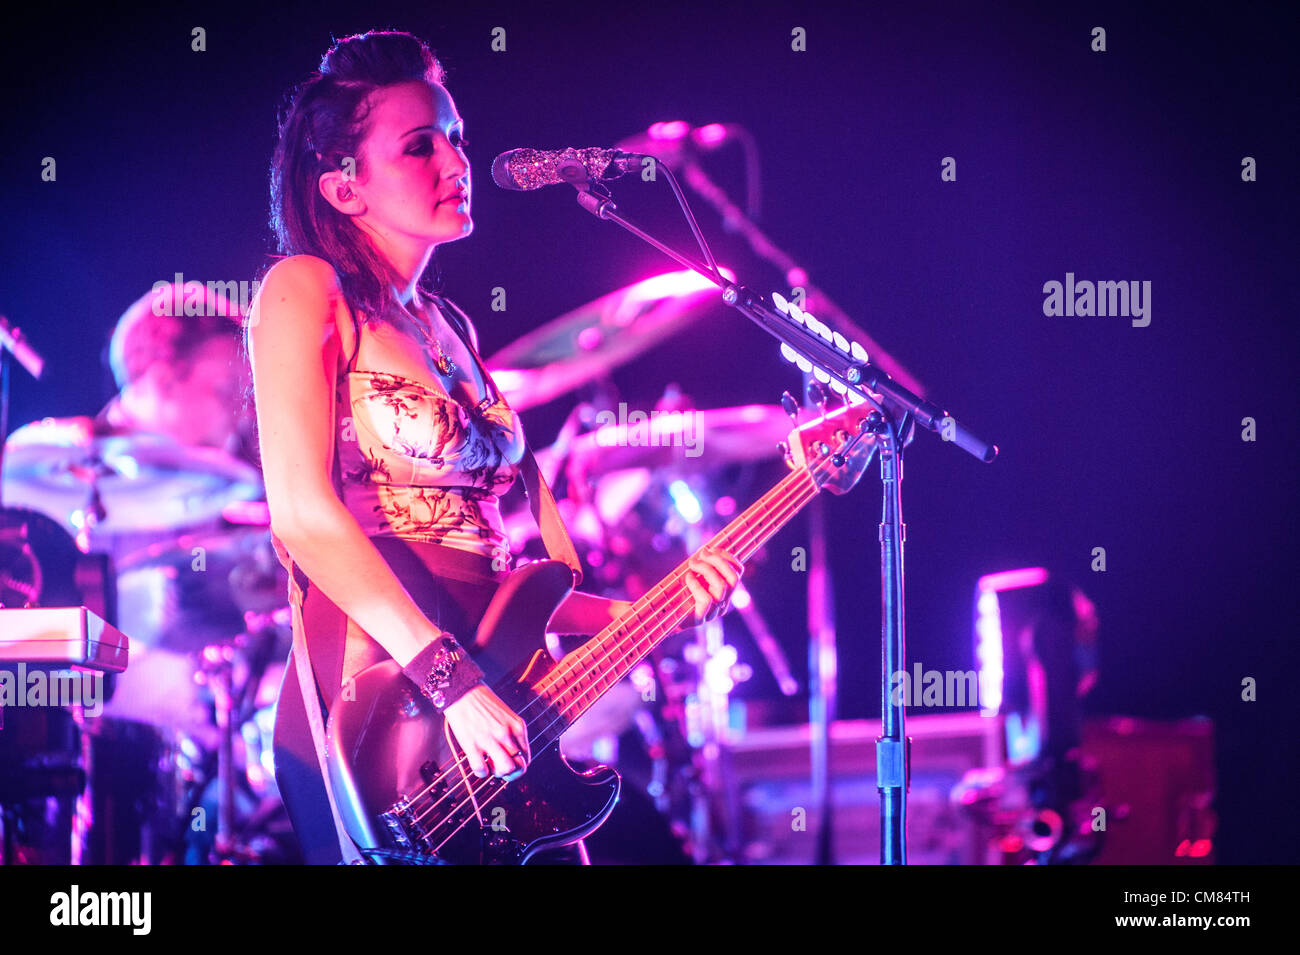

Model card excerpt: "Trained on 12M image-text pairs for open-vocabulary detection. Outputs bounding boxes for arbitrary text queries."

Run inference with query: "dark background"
[1,1,1295,863]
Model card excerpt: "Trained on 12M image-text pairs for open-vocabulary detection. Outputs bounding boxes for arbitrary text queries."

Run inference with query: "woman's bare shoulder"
[256,255,344,317]
[250,256,357,365]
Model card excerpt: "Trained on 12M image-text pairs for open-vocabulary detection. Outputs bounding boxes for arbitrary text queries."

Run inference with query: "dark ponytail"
[267,30,448,320]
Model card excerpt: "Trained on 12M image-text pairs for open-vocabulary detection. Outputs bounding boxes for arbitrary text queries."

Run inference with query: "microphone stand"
[558,167,997,864]
[0,314,47,511]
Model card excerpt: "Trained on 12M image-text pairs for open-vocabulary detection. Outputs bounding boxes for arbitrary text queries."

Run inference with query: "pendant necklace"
[402,297,457,378]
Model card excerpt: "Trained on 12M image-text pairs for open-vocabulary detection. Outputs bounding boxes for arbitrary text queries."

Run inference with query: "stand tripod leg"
[876,414,910,865]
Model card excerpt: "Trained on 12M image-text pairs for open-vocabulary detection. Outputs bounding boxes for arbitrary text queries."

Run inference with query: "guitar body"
[325,559,621,864]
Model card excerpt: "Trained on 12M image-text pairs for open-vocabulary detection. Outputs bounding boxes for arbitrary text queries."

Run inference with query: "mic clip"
[573,181,618,219]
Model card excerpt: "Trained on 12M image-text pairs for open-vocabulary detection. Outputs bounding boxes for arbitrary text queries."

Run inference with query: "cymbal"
[2,416,263,537]
[486,270,726,412]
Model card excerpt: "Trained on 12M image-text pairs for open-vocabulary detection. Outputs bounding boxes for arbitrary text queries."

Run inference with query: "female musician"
[247,30,742,863]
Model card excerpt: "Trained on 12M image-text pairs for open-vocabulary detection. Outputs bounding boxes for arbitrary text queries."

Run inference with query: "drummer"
[97,280,256,465]
[90,281,258,739]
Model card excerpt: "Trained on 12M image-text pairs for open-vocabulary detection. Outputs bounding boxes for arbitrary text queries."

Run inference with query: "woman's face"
[349,80,471,247]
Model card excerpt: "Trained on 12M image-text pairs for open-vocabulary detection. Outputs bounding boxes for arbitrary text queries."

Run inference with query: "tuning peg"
[806,381,828,414]
[780,390,800,423]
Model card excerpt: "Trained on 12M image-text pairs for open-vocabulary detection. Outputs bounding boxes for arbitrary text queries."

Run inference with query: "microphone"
[491,146,644,191]
[0,314,44,379]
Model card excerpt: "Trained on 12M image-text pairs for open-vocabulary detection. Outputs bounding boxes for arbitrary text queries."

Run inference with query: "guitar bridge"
[381,796,418,850]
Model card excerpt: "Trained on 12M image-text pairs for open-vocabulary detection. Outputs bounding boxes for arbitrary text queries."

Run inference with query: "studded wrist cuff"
[402,633,485,710]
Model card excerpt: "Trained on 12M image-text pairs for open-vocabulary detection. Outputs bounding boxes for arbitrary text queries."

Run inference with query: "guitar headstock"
[785,399,878,494]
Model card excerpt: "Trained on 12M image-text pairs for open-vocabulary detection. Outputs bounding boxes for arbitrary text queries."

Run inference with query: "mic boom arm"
[549,162,997,462]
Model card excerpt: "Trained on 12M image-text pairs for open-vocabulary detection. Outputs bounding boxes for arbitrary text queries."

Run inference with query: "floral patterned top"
[336,309,525,566]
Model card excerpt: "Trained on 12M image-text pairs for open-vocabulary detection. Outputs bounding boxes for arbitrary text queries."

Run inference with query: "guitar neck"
[531,463,821,731]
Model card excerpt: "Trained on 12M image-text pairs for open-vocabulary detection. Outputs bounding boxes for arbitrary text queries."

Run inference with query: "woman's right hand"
[442,685,531,782]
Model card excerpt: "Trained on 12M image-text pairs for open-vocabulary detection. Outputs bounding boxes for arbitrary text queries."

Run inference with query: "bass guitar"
[327,398,878,863]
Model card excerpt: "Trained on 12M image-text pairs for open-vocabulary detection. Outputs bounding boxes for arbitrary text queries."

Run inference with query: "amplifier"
[1081,716,1216,865]
[727,713,1003,864]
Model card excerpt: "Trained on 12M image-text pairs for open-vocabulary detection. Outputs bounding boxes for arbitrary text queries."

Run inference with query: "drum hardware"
[0,498,126,863]
[72,712,203,865]
[564,403,791,480]
[0,508,116,623]
[677,517,748,864]
[0,517,294,863]
[196,643,239,861]
[0,317,288,862]
[194,610,291,864]
[113,524,287,656]
[953,756,1106,865]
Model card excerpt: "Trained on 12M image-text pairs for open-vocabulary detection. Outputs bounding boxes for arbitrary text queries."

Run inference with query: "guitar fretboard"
[531,462,822,735]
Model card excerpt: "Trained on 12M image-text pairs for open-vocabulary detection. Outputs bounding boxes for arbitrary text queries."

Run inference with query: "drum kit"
[0,416,293,863]
[0,271,798,864]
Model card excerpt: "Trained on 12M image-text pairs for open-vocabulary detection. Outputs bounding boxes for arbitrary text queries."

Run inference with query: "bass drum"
[0,705,84,864]
[77,716,203,865]
[0,714,201,864]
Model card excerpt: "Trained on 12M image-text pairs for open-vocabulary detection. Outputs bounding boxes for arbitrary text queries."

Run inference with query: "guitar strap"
[268,293,581,864]
[279,537,365,865]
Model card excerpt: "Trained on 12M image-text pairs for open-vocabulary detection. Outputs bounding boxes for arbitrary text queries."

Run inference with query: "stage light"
[769,292,870,388]
[692,123,728,146]
[668,480,703,524]
[972,567,1096,767]
[648,120,690,141]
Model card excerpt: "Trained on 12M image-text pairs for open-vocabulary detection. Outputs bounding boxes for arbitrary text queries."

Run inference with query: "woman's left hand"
[683,547,744,625]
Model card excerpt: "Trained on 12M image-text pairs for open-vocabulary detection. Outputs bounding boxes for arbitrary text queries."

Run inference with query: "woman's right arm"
[249,256,529,778]
[249,255,437,668]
